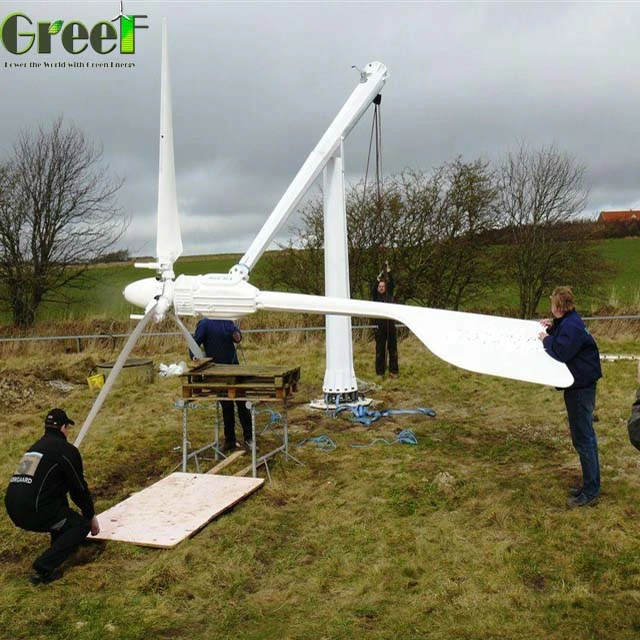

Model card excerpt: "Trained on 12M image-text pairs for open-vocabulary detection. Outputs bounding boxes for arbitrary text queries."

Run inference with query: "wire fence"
[0,324,376,353]
[0,315,638,353]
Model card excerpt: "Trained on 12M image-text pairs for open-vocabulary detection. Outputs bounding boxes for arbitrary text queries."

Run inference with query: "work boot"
[566,493,599,508]
[29,568,63,585]
[220,440,238,454]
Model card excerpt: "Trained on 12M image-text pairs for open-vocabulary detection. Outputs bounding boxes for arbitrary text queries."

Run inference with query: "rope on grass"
[349,429,418,448]
[355,377,381,394]
[296,435,337,452]
[254,407,283,435]
[334,405,436,426]
[254,407,282,425]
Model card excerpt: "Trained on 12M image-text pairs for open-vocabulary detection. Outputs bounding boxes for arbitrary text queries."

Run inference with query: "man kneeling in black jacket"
[4,408,100,584]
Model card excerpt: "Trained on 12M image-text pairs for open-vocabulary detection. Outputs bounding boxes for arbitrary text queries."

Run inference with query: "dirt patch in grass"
[0,373,49,408]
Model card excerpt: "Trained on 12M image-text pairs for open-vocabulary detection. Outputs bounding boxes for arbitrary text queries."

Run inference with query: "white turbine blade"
[156,19,182,266]
[169,311,203,358]
[74,304,157,448]
[255,291,573,388]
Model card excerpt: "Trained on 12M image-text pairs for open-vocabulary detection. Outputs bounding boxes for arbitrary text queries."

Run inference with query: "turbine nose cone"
[124,278,161,310]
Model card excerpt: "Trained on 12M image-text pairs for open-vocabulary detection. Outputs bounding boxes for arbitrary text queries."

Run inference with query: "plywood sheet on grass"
[89,472,264,548]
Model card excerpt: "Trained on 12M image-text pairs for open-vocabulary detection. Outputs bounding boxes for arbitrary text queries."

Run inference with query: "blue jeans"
[563,385,600,498]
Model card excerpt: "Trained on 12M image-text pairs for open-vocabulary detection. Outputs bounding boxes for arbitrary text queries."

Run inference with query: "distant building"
[597,209,640,223]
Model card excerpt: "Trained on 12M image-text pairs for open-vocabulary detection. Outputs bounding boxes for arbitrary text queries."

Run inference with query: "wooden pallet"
[182,362,300,400]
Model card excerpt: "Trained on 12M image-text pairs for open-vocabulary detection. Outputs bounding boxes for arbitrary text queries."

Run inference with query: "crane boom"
[230,61,388,280]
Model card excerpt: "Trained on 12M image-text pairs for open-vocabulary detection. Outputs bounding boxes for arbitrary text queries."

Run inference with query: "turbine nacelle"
[124,273,259,321]
[173,273,258,319]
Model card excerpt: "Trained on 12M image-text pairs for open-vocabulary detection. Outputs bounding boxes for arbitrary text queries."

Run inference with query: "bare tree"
[393,159,499,308]
[0,118,127,326]
[264,157,499,310]
[497,144,600,318]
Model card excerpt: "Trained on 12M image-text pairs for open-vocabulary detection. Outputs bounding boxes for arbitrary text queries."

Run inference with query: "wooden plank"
[87,472,263,548]
[183,392,290,402]
[183,382,293,391]
[185,364,300,377]
[182,385,295,400]
[182,371,299,385]
[203,375,287,382]
[186,372,299,387]
[206,450,245,474]
[234,464,253,477]
[186,358,213,372]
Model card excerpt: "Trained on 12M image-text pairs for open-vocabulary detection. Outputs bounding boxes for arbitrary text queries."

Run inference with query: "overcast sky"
[2,1,639,259]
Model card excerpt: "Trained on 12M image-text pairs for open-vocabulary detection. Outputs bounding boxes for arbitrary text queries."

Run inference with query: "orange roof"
[598,210,640,223]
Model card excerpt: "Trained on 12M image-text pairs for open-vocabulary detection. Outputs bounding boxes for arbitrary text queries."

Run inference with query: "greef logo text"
[1,12,148,55]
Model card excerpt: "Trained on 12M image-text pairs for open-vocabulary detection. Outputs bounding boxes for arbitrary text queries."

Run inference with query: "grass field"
[1,330,639,639]
[10,236,640,324]
[595,238,640,309]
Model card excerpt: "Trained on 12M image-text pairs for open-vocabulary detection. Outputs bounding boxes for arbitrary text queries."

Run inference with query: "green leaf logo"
[48,20,64,35]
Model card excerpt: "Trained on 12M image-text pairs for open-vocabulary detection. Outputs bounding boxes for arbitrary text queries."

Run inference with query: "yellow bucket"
[87,372,105,392]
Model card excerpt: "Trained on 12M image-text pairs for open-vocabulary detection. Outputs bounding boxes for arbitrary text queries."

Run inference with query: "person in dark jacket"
[539,286,602,508]
[627,361,640,452]
[371,261,398,377]
[192,318,253,452]
[4,408,100,584]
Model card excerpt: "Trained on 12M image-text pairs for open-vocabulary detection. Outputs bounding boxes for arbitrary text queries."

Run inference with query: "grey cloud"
[2,0,640,259]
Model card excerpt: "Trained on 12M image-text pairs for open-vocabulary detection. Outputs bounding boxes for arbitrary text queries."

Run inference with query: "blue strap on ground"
[334,405,436,426]
[296,435,337,452]
[254,407,282,425]
[349,429,418,448]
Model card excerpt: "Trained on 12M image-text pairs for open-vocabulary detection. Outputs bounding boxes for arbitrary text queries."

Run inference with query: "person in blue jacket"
[539,286,602,507]
[192,318,253,452]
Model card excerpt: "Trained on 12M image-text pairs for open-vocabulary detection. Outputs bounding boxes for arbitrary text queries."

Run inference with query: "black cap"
[45,408,75,428]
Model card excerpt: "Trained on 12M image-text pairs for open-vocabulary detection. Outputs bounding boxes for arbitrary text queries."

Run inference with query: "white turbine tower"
[318,142,362,409]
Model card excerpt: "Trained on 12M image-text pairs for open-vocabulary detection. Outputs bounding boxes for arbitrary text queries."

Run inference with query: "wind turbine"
[74,23,573,448]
